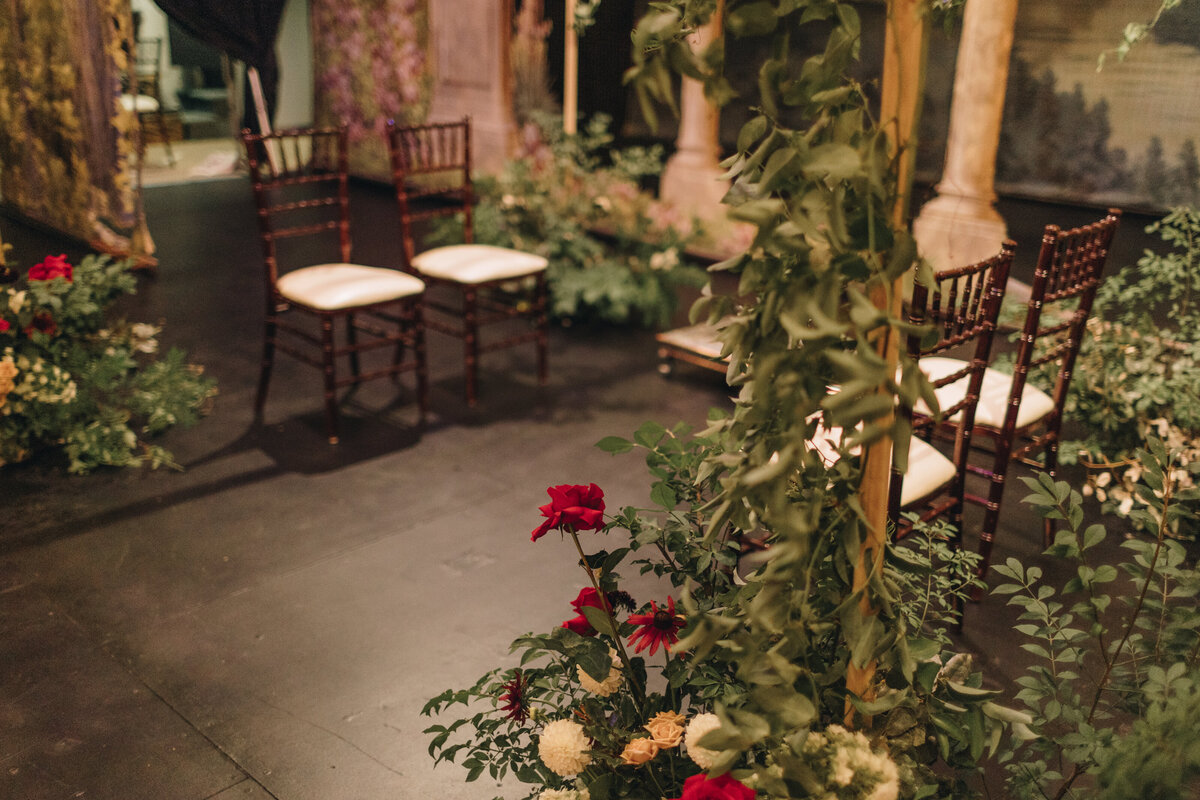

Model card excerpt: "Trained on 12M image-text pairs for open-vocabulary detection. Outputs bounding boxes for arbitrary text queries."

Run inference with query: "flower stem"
[568,529,646,711]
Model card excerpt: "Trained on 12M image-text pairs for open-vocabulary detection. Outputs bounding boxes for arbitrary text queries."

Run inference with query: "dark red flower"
[499,669,528,723]
[24,312,56,338]
[27,254,73,282]
[627,597,685,656]
[562,587,605,636]
[672,772,756,800]
[0,319,9,333]
[530,483,606,542]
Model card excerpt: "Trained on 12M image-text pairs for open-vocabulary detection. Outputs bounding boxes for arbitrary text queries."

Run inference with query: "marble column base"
[912,193,1008,271]
[660,153,729,224]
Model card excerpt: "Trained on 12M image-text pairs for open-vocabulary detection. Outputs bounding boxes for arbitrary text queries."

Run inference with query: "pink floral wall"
[311,0,431,179]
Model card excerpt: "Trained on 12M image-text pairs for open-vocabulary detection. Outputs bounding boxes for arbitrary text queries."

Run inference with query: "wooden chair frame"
[962,210,1121,578]
[890,242,1015,538]
[243,125,428,443]
[386,117,548,407]
[125,37,176,166]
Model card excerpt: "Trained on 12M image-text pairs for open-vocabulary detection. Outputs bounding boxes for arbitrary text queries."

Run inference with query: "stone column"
[659,12,727,223]
[912,0,1020,272]
[427,0,516,173]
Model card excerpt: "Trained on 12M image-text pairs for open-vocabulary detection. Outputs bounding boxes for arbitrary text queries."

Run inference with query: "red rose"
[530,483,606,541]
[562,587,606,636]
[673,772,756,800]
[27,254,73,282]
[25,312,56,337]
[0,319,9,333]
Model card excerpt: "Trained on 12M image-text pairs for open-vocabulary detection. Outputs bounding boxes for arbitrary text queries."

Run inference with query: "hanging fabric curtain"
[151,0,287,131]
[0,0,138,256]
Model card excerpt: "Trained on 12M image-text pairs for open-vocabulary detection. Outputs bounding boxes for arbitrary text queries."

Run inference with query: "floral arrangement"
[0,252,216,473]
[423,422,999,800]
[428,114,711,328]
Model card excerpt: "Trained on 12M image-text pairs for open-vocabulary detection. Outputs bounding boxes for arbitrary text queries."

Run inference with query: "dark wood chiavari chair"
[919,210,1121,581]
[241,126,428,443]
[385,117,548,407]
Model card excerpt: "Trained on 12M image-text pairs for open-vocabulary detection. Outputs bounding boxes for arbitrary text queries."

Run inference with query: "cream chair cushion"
[917,356,1056,430]
[120,93,160,113]
[412,244,548,284]
[808,425,956,508]
[276,263,425,311]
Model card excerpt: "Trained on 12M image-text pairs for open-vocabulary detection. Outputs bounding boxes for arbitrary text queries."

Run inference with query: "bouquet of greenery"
[423,421,1007,800]
[0,253,216,473]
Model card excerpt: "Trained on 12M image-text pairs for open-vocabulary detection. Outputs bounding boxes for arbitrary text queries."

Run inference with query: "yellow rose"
[643,711,685,748]
[619,737,659,766]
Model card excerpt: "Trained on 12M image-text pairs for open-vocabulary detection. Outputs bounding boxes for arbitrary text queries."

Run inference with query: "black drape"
[152,0,288,133]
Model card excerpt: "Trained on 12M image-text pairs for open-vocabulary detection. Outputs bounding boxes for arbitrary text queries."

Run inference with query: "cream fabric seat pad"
[411,244,548,284]
[120,93,160,113]
[809,426,956,508]
[277,264,425,311]
[916,356,1056,430]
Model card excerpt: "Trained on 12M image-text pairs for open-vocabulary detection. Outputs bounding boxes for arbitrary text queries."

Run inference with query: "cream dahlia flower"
[683,712,722,769]
[577,654,622,696]
[538,719,592,776]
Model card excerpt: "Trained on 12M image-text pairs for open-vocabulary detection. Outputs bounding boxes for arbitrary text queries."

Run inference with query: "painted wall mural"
[311,0,432,179]
[0,0,138,250]
[996,0,1200,211]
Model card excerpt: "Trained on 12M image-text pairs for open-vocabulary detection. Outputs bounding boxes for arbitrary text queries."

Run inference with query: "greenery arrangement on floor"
[1054,206,1200,538]
[0,252,216,473]
[427,114,712,329]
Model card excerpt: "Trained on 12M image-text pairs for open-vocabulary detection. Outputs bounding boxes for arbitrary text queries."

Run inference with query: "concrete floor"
[0,179,1161,799]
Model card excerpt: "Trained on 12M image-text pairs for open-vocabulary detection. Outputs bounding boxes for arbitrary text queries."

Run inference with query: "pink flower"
[671,772,756,800]
[0,319,9,333]
[530,484,605,541]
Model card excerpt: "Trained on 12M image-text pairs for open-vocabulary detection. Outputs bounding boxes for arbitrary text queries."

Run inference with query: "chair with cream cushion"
[242,125,428,443]
[736,246,1014,585]
[916,210,1121,579]
[386,118,549,407]
[121,38,175,166]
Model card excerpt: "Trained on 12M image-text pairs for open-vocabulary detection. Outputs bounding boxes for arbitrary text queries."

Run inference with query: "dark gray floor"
[0,179,1161,799]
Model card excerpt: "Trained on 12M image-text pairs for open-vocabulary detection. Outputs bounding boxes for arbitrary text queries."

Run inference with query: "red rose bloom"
[672,772,756,800]
[530,483,605,541]
[0,319,9,333]
[562,587,606,636]
[27,254,73,282]
[627,596,685,656]
[24,312,56,337]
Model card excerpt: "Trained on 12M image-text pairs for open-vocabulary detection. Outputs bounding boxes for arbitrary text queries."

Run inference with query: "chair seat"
[411,244,548,284]
[809,426,956,508]
[917,356,1056,430]
[276,263,425,311]
[120,93,160,113]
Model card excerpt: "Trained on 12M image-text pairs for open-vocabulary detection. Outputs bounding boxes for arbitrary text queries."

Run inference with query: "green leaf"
[595,435,635,454]
[650,482,677,509]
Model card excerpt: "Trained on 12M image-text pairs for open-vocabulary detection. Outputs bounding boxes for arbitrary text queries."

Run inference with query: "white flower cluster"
[538,719,592,777]
[576,651,623,697]
[802,725,900,800]
[1,349,76,413]
[683,712,722,769]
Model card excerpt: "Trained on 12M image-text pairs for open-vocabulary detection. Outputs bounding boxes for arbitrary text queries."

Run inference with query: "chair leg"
[535,275,549,386]
[414,303,429,423]
[346,313,361,380]
[154,109,176,166]
[1041,436,1062,548]
[974,445,1012,600]
[463,286,479,407]
[255,313,277,417]
[320,315,339,444]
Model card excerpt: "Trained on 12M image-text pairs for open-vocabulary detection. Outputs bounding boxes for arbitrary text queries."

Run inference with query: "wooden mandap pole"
[563,0,578,134]
[845,0,929,715]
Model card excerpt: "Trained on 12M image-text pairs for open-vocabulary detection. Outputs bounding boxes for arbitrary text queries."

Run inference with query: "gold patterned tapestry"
[0,0,139,252]
[311,0,432,180]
